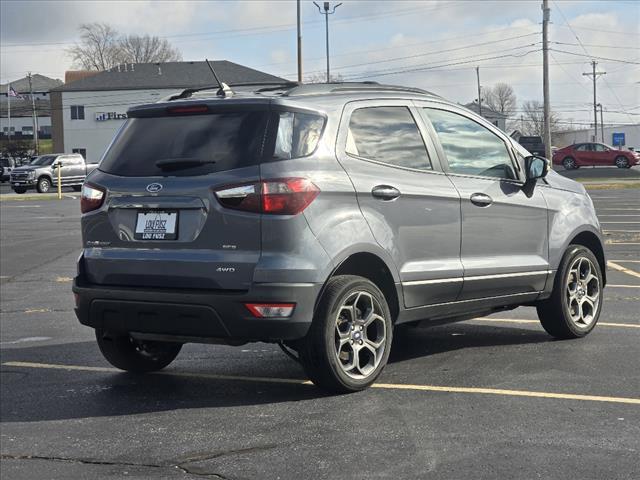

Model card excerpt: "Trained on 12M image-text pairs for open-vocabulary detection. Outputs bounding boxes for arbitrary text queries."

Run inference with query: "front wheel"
[536,246,603,339]
[299,275,393,393]
[36,177,51,193]
[615,156,629,168]
[72,185,82,192]
[12,187,27,194]
[95,330,182,372]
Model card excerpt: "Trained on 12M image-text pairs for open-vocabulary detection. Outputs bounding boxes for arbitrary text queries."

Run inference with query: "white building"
[51,61,286,161]
[0,74,62,139]
[553,124,640,150]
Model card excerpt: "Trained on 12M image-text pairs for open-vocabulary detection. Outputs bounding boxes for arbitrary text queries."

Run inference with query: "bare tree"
[118,34,182,64]
[68,23,121,71]
[484,83,517,117]
[305,72,344,83]
[68,23,182,70]
[521,100,561,137]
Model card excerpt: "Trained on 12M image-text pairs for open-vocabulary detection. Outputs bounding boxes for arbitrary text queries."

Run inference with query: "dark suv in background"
[74,82,606,393]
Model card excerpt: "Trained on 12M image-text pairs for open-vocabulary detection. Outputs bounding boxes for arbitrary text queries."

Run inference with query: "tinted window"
[273,112,325,160]
[423,108,514,179]
[100,111,270,177]
[594,144,607,152]
[30,155,57,166]
[575,144,591,152]
[346,106,431,170]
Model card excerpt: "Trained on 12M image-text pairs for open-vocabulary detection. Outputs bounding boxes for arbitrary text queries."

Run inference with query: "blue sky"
[1,0,638,127]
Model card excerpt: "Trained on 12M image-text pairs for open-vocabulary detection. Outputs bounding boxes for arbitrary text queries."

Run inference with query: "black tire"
[562,157,576,170]
[95,330,182,372]
[13,187,27,194]
[72,185,82,192]
[299,275,393,393]
[536,245,603,339]
[36,177,51,193]
[615,156,629,168]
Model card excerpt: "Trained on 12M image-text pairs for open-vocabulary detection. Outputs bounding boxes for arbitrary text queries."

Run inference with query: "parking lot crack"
[0,453,219,478]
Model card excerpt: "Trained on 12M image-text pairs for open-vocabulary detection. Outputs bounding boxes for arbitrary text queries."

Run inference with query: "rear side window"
[273,112,325,160]
[346,106,431,170]
[99,111,270,177]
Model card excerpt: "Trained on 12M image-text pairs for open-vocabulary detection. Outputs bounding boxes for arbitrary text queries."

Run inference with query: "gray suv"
[73,82,606,393]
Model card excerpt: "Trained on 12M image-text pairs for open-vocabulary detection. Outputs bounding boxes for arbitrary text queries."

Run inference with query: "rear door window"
[346,106,431,170]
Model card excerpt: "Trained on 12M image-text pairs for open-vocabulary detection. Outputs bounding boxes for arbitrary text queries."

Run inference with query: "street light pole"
[297,0,302,83]
[313,2,342,83]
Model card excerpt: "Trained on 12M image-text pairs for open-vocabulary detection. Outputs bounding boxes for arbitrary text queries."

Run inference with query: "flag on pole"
[8,85,23,99]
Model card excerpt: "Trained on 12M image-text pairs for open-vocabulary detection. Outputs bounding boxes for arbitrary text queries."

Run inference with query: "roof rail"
[281,82,438,97]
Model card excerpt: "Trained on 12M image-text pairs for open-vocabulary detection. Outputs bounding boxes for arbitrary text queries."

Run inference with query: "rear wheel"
[536,245,603,339]
[299,275,393,393]
[95,330,182,372]
[36,177,51,193]
[615,156,629,168]
[562,157,577,170]
[72,185,82,192]
[12,187,27,194]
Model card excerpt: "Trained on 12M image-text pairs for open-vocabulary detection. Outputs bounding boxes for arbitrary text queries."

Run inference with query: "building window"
[71,105,85,120]
[72,148,87,159]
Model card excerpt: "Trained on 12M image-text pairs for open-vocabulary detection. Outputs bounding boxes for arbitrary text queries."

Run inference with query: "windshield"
[30,155,57,166]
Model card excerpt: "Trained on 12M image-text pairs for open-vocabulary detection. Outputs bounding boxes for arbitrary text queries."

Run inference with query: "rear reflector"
[215,178,319,215]
[80,183,105,213]
[245,303,296,318]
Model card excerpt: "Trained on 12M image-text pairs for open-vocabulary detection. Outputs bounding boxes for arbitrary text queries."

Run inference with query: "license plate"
[135,211,178,240]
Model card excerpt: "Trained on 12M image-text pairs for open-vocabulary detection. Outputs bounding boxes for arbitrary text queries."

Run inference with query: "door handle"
[371,185,401,200]
[470,193,493,207]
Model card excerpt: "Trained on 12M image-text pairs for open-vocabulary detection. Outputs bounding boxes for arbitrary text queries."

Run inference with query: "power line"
[297,33,540,77]
[550,49,640,65]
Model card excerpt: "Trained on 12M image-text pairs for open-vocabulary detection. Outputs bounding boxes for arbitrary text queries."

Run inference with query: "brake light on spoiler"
[215,178,319,215]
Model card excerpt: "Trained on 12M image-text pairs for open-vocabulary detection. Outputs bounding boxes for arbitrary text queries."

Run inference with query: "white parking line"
[4,361,640,405]
[609,260,640,264]
[607,284,640,288]
[607,261,640,279]
[472,318,639,328]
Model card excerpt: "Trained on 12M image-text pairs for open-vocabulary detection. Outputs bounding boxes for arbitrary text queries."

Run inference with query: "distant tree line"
[67,23,182,71]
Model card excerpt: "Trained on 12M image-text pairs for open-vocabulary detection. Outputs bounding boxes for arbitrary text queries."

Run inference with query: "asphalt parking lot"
[1,187,638,479]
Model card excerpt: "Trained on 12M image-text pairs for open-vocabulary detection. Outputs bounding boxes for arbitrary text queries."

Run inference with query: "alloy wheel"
[565,256,600,328]
[615,156,629,168]
[334,291,387,379]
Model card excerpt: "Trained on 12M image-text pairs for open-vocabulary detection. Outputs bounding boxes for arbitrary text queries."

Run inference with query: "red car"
[553,143,639,169]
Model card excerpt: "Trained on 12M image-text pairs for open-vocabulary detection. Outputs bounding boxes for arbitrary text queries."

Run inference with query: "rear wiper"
[155,158,217,170]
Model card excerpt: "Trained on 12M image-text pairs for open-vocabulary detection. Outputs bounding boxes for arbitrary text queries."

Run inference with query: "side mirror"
[524,155,549,181]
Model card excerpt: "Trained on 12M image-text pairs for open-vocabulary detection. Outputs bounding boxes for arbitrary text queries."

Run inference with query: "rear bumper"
[73,276,322,342]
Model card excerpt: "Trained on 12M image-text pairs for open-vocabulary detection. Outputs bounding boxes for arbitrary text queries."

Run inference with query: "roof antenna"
[206,58,233,97]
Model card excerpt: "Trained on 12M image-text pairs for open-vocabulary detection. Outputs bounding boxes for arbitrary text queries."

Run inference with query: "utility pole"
[542,0,552,160]
[597,103,604,142]
[297,0,302,83]
[583,60,606,142]
[6,84,11,141]
[313,2,342,83]
[475,66,482,116]
[27,72,39,155]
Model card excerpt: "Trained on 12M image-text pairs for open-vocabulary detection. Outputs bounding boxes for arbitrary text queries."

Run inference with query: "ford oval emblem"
[146,183,163,193]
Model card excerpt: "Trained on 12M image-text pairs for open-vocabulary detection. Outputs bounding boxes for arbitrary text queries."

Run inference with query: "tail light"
[215,178,319,215]
[245,303,295,318]
[80,183,105,213]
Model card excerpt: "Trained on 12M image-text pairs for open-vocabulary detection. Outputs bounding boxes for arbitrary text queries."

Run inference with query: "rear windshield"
[99,109,326,177]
